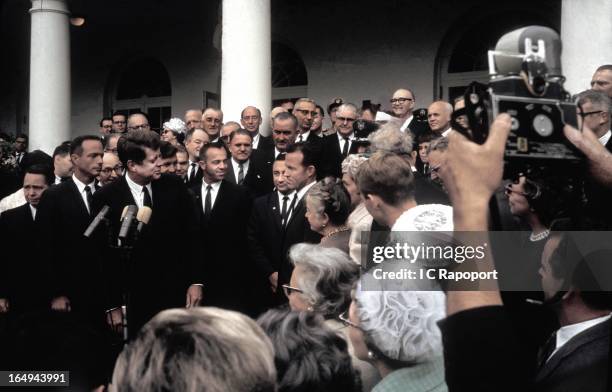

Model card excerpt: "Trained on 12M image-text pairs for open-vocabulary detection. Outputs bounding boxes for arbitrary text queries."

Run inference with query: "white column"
[29,0,71,154]
[221,0,271,134]
[561,0,612,95]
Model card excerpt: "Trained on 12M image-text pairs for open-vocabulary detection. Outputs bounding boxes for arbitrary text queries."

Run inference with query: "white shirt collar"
[552,313,611,358]
[29,204,37,220]
[336,131,354,142]
[274,147,283,158]
[54,175,61,185]
[297,130,310,142]
[277,190,295,205]
[231,158,249,175]
[202,179,222,189]
[400,115,414,132]
[295,180,316,202]
[251,133,260,148]
[72,174,95,193]
[125,172,152,208]
[598,130,611,146]
[441,128,452,137]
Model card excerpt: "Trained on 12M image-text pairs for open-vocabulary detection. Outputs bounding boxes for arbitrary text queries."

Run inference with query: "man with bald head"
[427,101,453,137]
[202,108,223,142]
[221,121,241,145]
[185,109,203,132]
[127,113,151,132]
[591,65,612,99]
[98,152,122,186]
[322,103,360,177]
[390,88,427,137]
[241,106,273,151]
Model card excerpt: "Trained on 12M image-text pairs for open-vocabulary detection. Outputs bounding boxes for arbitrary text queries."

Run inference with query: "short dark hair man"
[93,130,202,337]
[0,164,53,315]
[590,64,612,99]
[191,142,253,314]
[52,142,73,184]
[111,112,127,133]
[99,117,113,136]
[184,128,209,187]
[158,141,178,176]
[36,135,104,320]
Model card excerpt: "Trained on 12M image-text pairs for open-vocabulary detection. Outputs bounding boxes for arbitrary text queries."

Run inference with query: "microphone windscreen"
[137,206,153,224]
[120,205,130,220]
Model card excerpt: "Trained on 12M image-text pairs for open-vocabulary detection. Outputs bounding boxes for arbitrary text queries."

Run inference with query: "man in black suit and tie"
[321,103,360,177]
[278,142,322,292]
[35,135,104,321]
[225,129,253,186]
[247,154,294,313]
[191,142,252,313]
[93,130,202,336]
[576,90,612,227]
[184,127,208,187]
[246,112,298,198]
[293,98,323,145]
[241,106,273,150]
[535,234,612,392]
[0,164,53,315]
[390,88,429,138]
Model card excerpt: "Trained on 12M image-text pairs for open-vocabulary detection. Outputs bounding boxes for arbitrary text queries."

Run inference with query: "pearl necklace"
[530,229,550,242]
[323,226,349,240]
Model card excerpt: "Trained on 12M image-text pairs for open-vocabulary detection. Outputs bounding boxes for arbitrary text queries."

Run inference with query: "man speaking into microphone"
[92,130,201,337]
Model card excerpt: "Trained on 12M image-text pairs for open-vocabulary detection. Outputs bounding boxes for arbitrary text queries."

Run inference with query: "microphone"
[84,205,110,238]
[136,206,152,235]
[118,205,138,240]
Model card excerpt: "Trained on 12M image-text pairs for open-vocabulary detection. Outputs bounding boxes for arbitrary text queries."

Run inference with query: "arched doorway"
[435,7,559,102]
[110,57,172,132]
[271,42,308,105]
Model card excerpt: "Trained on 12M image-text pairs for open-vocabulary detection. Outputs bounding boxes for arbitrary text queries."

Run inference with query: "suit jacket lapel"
[537,319,611,381]
[270,193,283,231]
[285,196,304,229]
[226,163,237,184]
[68,179,90,217]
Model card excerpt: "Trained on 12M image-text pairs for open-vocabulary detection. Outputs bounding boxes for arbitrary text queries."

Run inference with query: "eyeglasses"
[101,165,124,175]
[390,97,414,104]
[337,116,356,123]
[128,124,150,131]
[338,310,362,330]
[579,110,604,118]
[294,109,317,117]
[282,284,303,298]
[113,120,126,125]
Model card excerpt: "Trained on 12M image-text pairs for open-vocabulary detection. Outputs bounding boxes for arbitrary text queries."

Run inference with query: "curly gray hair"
[368,122,414,154]
[355,282,445,365]
[341,153,369,178]
[289,243,360,317]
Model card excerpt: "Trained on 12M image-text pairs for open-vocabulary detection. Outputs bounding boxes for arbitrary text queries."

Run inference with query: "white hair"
[368,123,414,154]
[355,284,445,363]
[341,153,369,178]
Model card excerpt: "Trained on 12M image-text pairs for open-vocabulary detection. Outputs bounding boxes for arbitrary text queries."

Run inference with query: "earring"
[367,351,377,360]
[322,224,326,228]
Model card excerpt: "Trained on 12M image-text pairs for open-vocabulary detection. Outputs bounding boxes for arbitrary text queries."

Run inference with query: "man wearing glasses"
[202,108,224,142]
[576,89,612,227]
[390,88,427,137]
[292,98,320,144]
[127,112,151,132]
[98,151,123,186]
[322,103,360,177]
[111,112,127,133]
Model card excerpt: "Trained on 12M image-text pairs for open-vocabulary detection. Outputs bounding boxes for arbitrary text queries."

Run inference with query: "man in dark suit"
[321,103,361,177]
[576,90,612,227]
[35,135,104,322]
[225,129,253,186]
[247,154,294,313]
[13,133,29,173]
[191,142,253,314]
[93,130,201,336]
[293,98,324,147]
[536,235,612,392]
[240,106,273,150]
[246,112,298,198]
[390,88,429,138]
[279,142,322,291]
[184,127,208,187]
[0,164,53,315]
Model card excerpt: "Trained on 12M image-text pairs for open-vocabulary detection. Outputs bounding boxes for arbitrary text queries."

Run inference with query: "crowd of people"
[0,64,611,391]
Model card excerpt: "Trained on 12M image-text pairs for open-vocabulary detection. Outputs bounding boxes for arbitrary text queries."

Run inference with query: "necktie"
[281,195,290,226]
[286,193,298,225]
[204,185,212,216]
[237,163,245,185]
[189,163,197,181]
[297,134,303,143]
[143,186,153,208]
[342,136,350,157]
[84,185,93,214]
